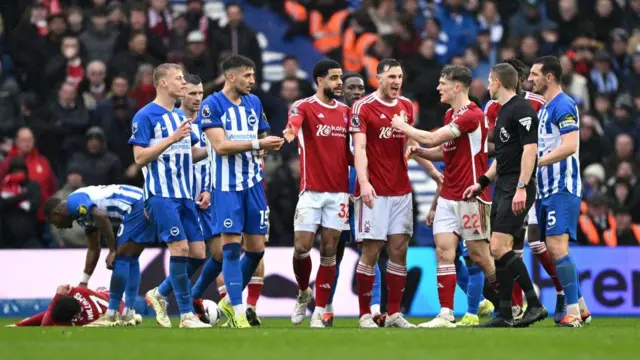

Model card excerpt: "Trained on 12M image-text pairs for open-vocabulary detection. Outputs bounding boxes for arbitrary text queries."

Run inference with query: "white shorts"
[526,202,538,225]
[294,191,350,232]
[433,198,490,241]
[354,194,413,241]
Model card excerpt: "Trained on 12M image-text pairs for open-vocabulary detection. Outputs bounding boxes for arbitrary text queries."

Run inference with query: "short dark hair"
[503,58,527,80]
[222,55,255,72]
[491,63,519,91]
[129,2,147,14]
[225,2,242,11]
[440,65,473,88]
[184,73,202,85]
[43,197,63,219]
[377,58,401,74]
[312,59,342,85]
[533,56,563,83]
[343,72,364,83]
[51,296,81,323]
[283,55,298,63]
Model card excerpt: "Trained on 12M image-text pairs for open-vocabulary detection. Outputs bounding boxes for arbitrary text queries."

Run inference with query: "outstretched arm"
[393,115,459,148]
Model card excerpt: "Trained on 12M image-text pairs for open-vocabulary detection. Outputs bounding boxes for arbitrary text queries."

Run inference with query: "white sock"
[224,296,231,306]
[567,303,580,317]
[106,309,117,317]
[370,304,381,315]
[578,297,588,313]
[180,312,193,321]
[233,304,245,315]
[314,306,325,315]
[440,308,454,319]
[325,303,334,313]
[557,290,565,295]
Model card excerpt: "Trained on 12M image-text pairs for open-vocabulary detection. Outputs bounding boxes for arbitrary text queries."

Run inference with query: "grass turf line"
[1,317,638,360]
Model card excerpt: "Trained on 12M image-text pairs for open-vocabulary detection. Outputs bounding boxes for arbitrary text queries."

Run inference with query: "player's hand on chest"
[370,109,409,140]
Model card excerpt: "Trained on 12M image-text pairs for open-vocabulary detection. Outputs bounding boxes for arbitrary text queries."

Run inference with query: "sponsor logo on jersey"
[519,116,532,131]
[316,124,347,137]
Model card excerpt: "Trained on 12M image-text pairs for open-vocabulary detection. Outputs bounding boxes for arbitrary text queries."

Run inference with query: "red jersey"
[42,287,119,326]
[485,91,545,132]
[440,102,492,203]
[350,94,413,197]
[288,96,351,193]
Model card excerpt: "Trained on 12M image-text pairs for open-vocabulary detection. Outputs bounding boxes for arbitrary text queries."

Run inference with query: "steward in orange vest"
[577,194,613,246]
[603,208,640,246]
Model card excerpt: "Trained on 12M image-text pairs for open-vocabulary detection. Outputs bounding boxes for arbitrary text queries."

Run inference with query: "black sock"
[500,250,542,308]
[482,279,499,306]
[495,260,513,320]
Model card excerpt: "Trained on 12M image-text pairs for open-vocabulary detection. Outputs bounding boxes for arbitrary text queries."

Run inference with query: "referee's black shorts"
[490,175,536,240]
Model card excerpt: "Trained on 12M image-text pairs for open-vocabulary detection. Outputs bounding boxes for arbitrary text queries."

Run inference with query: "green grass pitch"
[1,317,638,360]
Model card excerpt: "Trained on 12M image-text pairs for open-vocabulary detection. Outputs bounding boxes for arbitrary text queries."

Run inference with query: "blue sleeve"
[199,96,224,129]
[128,110,152,147]
[255,97,271,133]
[66,193,95,220]
[552,100,579,135]
[190,131,199,145]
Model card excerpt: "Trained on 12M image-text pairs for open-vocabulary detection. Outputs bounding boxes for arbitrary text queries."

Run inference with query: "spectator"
[577,192,614,246]
[539,22,560,56]
[593,92,615,126]
[404,37,444,130]
[625,52,640,95]
[582,163,607,199]
[168,13,189,55]
[66,6,85,37]
[608,208,640,246]
[114,2,167,63]
[109,31,157,84]
[477,0,503,45]
[559,54,590,111]
[94,74,137,138]
[434,0,478,60]
[68,126,122,186]
[44,35,85,90]
[519,34,540,67]
[183,31,218,90]
[508,0,549,39]
[590,49,619,96]
[184,0,222,49]
[365,0,396,36]
[101,97,140,187]
[604,134,640,177]
[219,3,264,84]
[279,77,300,107]
[609,178,633,212]
[130,64,156,110]
[624,0,640,33]
[107,1,126,27]
[475,29,498,68]
[0,64,21,139]
[148,0,172,45]
[269,55,314,99]
[0,157,42,248]
[548,0,593,50]
[9,6,49,96]
[78,60,108,112]
[610,28,631,77]
[470,78,488,108]
[0,127,56,229]
[592,0,621,44]
[605,95,640,144]
[79,7,118,64]
[42,13,68,61]
[421,17,448,65]
[44,81,91,170]
[610,161,640,222]
[391,13,421,60]
[463,46,490,84]
[579,114,609,171]
[50,166,87,248]
[266,154,300,246]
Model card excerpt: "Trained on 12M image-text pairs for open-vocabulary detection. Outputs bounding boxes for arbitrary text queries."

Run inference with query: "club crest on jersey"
[77,205,88,216]
[343,113,349,124]
[170,227,180,236]
[201,104,211,118]
[500,127,510,142]
[224,218,233,228]
[248,113,258,126]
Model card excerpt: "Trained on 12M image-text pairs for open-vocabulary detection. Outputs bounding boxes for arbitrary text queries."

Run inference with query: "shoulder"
[244,93,263,107]
[524,91,545,107]
[291,96,314,110]
[133,103,154,120]
[336,100,350,110]
[552,93,577,114]
[398,96,413,107]
[352,94,376,114]
[484,100,499,113]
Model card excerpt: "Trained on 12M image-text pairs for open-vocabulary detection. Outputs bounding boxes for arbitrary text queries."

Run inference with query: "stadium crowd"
[0,0,639,249]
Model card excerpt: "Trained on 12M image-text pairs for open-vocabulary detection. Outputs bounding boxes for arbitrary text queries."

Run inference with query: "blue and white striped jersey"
[199,92,270,192]
[66,185,144,231]
[128,102,194,199]
[536,92,581,198]
[187,109,211,197]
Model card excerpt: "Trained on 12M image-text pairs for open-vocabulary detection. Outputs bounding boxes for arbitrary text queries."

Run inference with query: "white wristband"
[81,272,91,283]
[251,140,260,150]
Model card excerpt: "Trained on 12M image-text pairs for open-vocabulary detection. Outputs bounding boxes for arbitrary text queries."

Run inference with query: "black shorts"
[490,175,536,240]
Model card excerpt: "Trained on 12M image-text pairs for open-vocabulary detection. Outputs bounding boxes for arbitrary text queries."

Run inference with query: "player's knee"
[168,241,190,256]
[435,246,455,264]
[293,241,312,256]
[319,241,337,257]
[489,241,509,259]
[546,235,569,259]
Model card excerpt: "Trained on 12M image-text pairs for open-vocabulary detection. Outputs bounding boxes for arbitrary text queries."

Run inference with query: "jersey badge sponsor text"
[201,104,211,118]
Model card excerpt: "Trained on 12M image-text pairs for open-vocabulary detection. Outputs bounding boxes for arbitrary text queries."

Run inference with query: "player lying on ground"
[485,58,567,322]
[202,55,283,328]
[528,56,591,327]
[8,285,142,327]
[283,59,353,328]
[326,73,385,327]
[44,184,154,327]
[393,65,496,328]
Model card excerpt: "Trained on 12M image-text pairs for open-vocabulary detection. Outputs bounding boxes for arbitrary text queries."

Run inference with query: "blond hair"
[152,63,183,87]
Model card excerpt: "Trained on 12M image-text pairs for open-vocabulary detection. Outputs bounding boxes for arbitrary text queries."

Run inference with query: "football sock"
[125,257,141,310]
[500,250,541,308]
[191,257,223,299]
[158,257,205,297]
[157,277,172,297]
[328,258,341,306]
[247,276,264,308]
[495,262,514,319]
[218,285,227,299]
[386,261,406,315]
[222,243,243,306]
[293,251,312,291]
[240,251,264,288]
[482,271,499,305]
[15,312,45,326]
[511,250,524,308]
[169,256,193,315]
[436,264,456,311]
[455,256,469,293]
[530,241,564,293]
[109,256,130,312]
[555,255,580,315]
[356,262,375,317]
[315,256,337,308]
[371,262,382,309]
[466,264,484,315]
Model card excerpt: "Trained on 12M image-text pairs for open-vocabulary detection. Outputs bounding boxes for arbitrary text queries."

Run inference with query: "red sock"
[16,312,45,326]
[437,264,456,310]
[530,241,563,292]
[293,251,312,291]
[356,262,375,317]
[386,261,407,315]
[247,277,263,307]
[315,256,337,308]
[218,285,227,300]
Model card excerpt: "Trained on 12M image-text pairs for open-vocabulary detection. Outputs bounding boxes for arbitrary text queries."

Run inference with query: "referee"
[463,63,547,328]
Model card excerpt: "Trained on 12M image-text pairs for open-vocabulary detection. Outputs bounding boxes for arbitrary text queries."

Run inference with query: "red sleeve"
[453,111,480,134]
[484,101,498,132]
[349,103,367,134]
[41,294,71,326]
[286,101,305,133]
[15,312,46,326]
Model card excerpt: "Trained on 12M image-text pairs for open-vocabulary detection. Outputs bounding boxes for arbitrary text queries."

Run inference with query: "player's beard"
[533,81,548,95]
[323,86,340,99]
